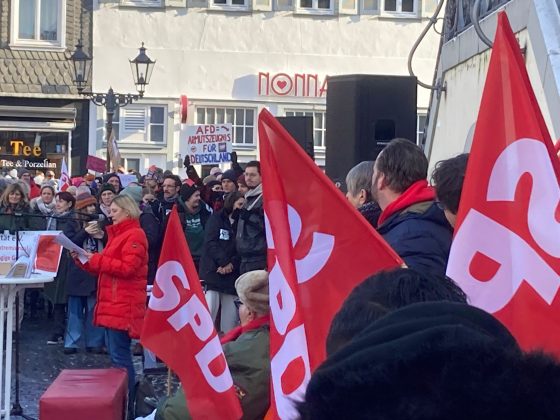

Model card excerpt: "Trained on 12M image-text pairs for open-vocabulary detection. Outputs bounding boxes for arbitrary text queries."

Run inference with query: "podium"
[0,274,54,420]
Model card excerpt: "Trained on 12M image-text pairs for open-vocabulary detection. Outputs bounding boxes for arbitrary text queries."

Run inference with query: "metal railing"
[443,0,511,42]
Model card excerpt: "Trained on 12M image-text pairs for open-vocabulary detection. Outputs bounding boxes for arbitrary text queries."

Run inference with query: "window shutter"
[421,0,438,17]
[252,0,272,11]
[338,0,357,14]
[121,107,147,141]
[165,0,187,6]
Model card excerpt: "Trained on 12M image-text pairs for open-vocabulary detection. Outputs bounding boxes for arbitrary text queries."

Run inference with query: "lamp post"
[69,41,156,172]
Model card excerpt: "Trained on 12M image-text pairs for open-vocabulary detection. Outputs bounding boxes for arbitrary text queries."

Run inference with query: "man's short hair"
[345,161,374,199]
[376,138,428,193]
[326,268,468,355]
[431,153,469,215]
[245,161,261,175]
[163,174,181,187]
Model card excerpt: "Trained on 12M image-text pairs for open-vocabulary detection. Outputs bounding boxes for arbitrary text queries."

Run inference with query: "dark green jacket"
[156,324,270,420]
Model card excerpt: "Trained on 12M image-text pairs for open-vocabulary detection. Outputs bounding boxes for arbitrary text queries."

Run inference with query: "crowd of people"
[3,137,560,420]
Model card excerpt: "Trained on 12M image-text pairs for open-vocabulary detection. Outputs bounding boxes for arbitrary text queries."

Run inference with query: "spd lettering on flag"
[141,207,242,420]
[447,12,560,355]
[259,109,402,419]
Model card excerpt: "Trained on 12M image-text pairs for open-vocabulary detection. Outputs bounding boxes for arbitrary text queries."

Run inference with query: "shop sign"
[0,139,56,169]
[258,72,328,97]
[182,124,233,164]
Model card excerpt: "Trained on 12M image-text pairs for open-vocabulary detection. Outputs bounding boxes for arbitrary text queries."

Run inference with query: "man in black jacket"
[236,161,267,274]
[199,191,245,332]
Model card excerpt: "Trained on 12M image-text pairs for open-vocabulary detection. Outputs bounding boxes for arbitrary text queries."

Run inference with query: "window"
[11,0,65,48]
[123,158,141,172]
[107,105,167,144]
[285,110,326,148]
[296,0,333,13]
[195,107,255,146]
[382,0,416,14]
[417,113,427,146]
[361,0,379,13]
[210,0,248,10]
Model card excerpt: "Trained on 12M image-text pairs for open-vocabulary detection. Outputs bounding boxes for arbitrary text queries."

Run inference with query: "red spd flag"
[141,207,242,420]
[447,12,560,355]
[259,109,402,418]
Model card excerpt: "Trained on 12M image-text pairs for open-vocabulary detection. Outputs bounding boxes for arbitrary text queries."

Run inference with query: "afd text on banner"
[183,124,233,164]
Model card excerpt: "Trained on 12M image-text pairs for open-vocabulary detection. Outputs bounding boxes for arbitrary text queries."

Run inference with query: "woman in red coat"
[74,194,148,402]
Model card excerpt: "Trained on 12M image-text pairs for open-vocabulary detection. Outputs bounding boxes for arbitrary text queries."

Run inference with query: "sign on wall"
[181,124,233,164]
[258,72,328,97]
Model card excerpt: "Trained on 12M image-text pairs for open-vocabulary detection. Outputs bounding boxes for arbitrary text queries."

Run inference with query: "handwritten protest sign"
[182,124,233,164]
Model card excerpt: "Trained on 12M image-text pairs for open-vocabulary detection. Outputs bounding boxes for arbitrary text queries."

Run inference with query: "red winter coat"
[84,218,148,338]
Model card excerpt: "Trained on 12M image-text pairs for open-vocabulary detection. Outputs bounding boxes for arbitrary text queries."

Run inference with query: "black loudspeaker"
[277,116,315,160]
[325,75,417,186]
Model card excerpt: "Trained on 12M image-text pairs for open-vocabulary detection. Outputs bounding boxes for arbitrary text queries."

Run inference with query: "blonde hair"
[111,194,141,219]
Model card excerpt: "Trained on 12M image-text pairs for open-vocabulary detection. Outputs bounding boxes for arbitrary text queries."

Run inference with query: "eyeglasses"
[234,299,243,310]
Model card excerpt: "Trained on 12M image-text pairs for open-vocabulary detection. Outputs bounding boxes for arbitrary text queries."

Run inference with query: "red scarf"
[220,314,270,345]
[377,180,435,227]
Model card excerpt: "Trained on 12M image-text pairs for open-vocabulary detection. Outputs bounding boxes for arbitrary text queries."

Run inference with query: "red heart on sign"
[276,80,288,90]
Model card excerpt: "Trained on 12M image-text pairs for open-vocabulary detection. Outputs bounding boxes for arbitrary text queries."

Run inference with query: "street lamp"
[69,41,156,171]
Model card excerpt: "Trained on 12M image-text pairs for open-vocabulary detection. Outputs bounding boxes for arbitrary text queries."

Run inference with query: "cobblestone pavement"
[11,310,178,419]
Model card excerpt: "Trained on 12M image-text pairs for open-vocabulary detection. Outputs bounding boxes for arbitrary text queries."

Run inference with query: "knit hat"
[235,270,269,315]
[180,184,199,202]
[221,169,237,183]
[84,173,95,182]
[8,169,18,179]
[75,189,97,210]
[237,174,247,187]
[210,167,223,177]
[120,184,143,204]
[19,169,31,177]
[202,175,217,185]
[98,183,116,196]
[206,180,221,190]
[102,172,120,185]
[301,302,520,419]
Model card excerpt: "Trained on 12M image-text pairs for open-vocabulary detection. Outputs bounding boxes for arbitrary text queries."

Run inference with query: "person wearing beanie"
[63,189,105,354]
[221,169,238,193]
[299,301,560,420]
[177,183,211,271]
[120,184,143,204]
[98,183,116,219]
[237,173,249,195]
[84,173,98,196]
[202,174,217,185]
[102,172,122,194]
[155,270,271,420]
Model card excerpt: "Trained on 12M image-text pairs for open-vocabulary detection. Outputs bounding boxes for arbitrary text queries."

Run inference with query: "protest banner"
[86,155,107,173]
[182,124,233,164]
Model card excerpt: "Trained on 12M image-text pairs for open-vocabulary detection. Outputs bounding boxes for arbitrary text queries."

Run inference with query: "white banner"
[181,124,233,165]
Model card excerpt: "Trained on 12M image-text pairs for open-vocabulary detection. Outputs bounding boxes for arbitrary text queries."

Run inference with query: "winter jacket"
[377,201,453,278]
[155,324,270,420]
[199,209,239,295]
[177,197,211,263]
[236,185,266,265]
[0,203,30,233]
[82,218,148,338]
[65,219,102,297]
[140,203,163,285]
[44,212,81,305]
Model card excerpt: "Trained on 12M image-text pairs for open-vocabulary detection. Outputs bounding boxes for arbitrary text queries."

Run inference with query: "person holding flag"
[154,270,271,420]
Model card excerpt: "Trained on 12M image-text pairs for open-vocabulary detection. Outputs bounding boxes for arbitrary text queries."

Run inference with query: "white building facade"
[90,0,442,173]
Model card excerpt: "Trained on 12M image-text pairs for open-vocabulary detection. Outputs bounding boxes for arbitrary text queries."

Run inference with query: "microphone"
[74,212,107,221]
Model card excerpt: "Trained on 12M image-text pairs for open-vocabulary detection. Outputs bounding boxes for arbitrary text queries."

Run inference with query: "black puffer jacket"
[199,209,239,295]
